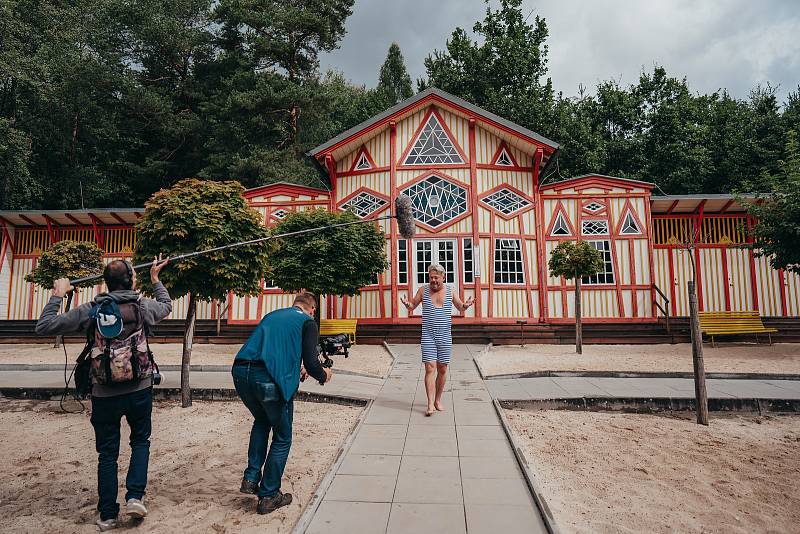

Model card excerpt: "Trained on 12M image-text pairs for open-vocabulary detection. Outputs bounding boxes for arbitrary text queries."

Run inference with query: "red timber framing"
[539,175,655,323]
[468,118,482,318]
[652,208,773,316]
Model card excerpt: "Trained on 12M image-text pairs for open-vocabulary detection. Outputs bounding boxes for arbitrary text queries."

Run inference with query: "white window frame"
[397,239,408,284]
[462,238,474,283]
[493,238,525,284]
[582,219,609,236]
[583,240,615,285]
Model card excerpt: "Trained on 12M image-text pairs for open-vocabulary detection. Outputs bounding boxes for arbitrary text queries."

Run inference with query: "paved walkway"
[485,376,800,401]
[304,344,547,534]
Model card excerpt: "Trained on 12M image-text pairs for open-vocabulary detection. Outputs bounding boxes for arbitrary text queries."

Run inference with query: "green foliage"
[376,43,414,106]
[24,240,104,289]
[133,179,270,300]
[268,209,387,297]
[548,241,604,281]
[742,130,800,273]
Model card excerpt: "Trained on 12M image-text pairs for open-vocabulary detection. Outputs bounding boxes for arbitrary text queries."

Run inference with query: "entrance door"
[414,239,459,315]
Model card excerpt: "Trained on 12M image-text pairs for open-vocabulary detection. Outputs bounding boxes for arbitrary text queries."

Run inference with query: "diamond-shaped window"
[272,209,288,220]
[400,175,468,229]
[584,201,604,213]
[481,188,531,216]
[340,191,388,219]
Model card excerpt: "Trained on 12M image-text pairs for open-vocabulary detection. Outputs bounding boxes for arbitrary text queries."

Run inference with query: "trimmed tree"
[26,240,105,347]
[548,241,604,354]
[134,179,269,407]
[268,208,388,323]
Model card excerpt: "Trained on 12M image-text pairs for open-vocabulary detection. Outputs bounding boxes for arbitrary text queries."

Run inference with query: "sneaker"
[240,477,259,495]
[125,498,148,518]
[256,491,293,514]
[96,518,118,531]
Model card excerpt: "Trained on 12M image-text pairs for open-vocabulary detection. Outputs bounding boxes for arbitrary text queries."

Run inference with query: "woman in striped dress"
[401,264,474,416]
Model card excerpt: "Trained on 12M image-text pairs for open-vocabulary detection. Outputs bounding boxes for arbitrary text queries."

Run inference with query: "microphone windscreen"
[395,194,416,239]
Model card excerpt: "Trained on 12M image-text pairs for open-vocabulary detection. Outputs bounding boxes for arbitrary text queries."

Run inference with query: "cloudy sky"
[319,0,800,104]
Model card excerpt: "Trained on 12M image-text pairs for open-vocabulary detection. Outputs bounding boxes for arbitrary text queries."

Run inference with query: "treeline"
[1,0,798,210]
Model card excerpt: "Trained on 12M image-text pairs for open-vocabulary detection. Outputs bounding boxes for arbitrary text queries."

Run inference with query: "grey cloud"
[320,0,800,103]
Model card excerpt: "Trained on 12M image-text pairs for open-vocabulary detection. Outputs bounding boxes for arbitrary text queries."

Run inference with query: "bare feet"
[425,405,435,417]
[434,401,445,411]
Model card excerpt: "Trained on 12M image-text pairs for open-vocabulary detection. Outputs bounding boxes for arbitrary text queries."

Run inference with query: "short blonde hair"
[428,263,445,276]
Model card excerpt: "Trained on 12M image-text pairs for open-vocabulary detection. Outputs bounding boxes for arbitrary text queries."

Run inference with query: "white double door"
[413,239,459,316]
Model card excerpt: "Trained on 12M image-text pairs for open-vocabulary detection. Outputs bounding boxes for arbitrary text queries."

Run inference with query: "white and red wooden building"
[1,88,798,324]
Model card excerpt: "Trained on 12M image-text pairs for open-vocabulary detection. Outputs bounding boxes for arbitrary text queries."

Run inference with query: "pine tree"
[376,43,413,106]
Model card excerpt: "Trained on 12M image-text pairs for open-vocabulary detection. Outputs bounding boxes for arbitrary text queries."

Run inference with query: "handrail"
[652,283,671,333]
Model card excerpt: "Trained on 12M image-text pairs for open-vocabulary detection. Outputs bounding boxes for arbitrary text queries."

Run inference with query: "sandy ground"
[0,399,361,534]
[505,409,800,534]
[0,343,393,378]
[478,343,800,376]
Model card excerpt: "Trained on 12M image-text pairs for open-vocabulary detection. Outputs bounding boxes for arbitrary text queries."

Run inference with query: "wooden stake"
[181,292,197,408]
[688,281,708,425]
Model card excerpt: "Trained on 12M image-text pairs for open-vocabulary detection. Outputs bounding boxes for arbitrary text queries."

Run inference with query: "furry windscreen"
[394,194,416,239]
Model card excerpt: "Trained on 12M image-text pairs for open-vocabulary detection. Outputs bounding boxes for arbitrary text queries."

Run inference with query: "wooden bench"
[698,311,777,347]
[319,319,358,344]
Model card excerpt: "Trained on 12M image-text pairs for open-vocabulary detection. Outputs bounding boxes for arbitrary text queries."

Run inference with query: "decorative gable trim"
[398,107,468,167]
[489,141,520,168]
[546,201,575,237]
[614,199,647,236]
[348,145,378,173]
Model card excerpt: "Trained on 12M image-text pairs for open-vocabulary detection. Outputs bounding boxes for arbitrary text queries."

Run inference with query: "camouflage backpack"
[88,298,155,385]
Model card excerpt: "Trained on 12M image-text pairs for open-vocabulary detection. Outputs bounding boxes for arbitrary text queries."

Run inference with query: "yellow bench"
[319,319,358,344]
[698,311,777,347]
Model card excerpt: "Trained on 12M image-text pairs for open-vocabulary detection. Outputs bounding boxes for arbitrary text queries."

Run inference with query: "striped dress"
[421,285,453,365]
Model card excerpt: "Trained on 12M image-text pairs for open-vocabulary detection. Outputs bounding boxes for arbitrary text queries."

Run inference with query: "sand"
[505,409,800,534]
[0,399,361,533]
[478,343,800,377]
[0,342,393,378]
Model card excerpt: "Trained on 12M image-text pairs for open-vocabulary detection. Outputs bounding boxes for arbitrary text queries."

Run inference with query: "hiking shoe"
[240,477,259,495]
[257,491,293,514]
[125,498,148,518]
[96,518,118,531]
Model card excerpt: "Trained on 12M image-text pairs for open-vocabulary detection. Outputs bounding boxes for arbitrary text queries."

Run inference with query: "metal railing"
[652,283,671,333]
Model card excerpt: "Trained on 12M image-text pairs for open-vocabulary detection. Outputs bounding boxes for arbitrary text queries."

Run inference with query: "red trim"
[694,203,706,311]
[65,214,83,226]
[43,215,60,243]
[348,145,378,173]
[540,175,654,192]
[532,150,546,322]
[614,199,647,237]
[389,121,399,319]
[778,268,789,316]
[27,258,37,320]
[336,186,391,219]
[0,221,15,255]
[746,216,759,312]
[581,198,607,216]
[243,183,330,200]
[397,107,469,167]
[545,200,576,237]
[518,214,535,317]
[397,170,472,233]
[377,273,386,319]
[477,183,535,220]
[720,199,735,213]
[645,195,657,318]
[338,165,391,178]
[476,163,534,171]
[0,235,8,276]
[668,250,677,316]
[315,93,557,160]
[89,214,104,248]
[468,118,482,318]
[489,140,520,167]
[488,216,495,317]
[666,200,680,214]
[19,215,39,227]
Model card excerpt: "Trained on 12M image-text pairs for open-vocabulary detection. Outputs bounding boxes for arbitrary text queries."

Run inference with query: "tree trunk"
[314,294,321,326]
[215,300,221,337]
[575,278,582,354]
[688,281,708,425]
[181,292,197,408]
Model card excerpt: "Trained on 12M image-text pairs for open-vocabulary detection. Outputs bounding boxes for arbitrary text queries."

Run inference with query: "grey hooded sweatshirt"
[35,283,172,397]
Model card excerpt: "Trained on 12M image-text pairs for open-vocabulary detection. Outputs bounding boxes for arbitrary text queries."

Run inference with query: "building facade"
[1,88,798,324]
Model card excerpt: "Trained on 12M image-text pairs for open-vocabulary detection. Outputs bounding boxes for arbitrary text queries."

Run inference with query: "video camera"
[317,333,351,368]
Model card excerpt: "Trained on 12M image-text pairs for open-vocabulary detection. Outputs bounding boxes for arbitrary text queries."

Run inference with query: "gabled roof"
[540,174,655,191]
[243,181,330,199]
[308,87,560,158]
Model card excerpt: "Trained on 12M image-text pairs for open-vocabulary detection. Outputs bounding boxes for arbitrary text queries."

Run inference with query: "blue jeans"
[90,387,153,520]
[232,361,294,498]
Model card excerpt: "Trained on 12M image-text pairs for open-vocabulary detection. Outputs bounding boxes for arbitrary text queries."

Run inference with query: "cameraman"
[34,256,171,531]
[232,292,332,514]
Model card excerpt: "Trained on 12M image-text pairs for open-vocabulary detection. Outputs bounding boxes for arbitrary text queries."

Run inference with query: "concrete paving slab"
[406,423,457,439]
[459,456,522,479]
[403,436,459,456]
[457,438,514,458]
[462,477,535,506]
[465,503,549,534]
[325,474,397,503]
[337,454,402,477]
[349,436,405,456]
[398,455,461,479]
[385,503,466,534]
[394,474,463,504]
[357,424,408,439]
[306,501,391,534]
[455,424,506,440]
